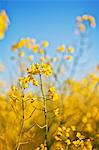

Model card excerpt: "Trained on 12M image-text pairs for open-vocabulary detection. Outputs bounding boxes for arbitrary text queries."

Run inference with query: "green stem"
[39,74,48,149]
[16,92,24,150]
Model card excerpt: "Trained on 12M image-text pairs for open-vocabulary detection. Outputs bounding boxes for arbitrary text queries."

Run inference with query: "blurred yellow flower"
[67,46,74,53]
[28,55,33,61]
[32,44,40,53]
[18,51,25,57]
[79,23,86,32]
[82,15,88,20]
[57,44,65,52]
[0,10,9,40]
[41,40,49,48]
[39,49,45,55]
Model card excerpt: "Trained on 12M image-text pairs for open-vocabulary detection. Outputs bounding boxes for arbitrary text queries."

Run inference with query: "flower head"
[42,63,52,77]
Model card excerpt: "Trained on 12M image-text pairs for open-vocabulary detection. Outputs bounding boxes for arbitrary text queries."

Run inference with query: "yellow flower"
[19,76,30,89]
[91,21,96,28]
[82,116,87,123]
[66,127,71,132]
[54,135,61,141]
[0,10,9,40]
[26,42,32,49]
[28,63,41,75]
[54,108,59,116]
[28,55,33,61]
[53,93,59,101]
[65,139,71,145]
[86,123,92,132]
[36,144,45,150]
[67,46,74,53]
[88,15,95,24]
[58,127,63,132]
[71,125,76,131]
[18,51,25,57]
[76,132,85,140]
[65,132,69,137]
[42,63,52,77]
[12,38,35,51]
[39,49,45,55]
[49,86,56,94]
[18,39,26,48]
[73,140,81,147]
[11,85,16,91]
[32,78,39,86]
[12,44,18,52]
[57,44,65,52]
[32,44,40,53]
[79,23,86,32]
[30,38,36,44]
[82,15,88,21]
[41,40,49,48]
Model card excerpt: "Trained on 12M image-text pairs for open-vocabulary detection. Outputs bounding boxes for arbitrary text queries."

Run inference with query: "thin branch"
[24,108,36,121]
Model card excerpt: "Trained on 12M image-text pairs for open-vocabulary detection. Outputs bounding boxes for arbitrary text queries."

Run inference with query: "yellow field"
[0,10,99,150]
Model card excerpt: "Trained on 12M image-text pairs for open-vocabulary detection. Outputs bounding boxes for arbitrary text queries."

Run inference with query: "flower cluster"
[57,44,74,61]
[76,14,96,32]
[19,63,52,89]
[12,38,49,62]
[54,126,92,149]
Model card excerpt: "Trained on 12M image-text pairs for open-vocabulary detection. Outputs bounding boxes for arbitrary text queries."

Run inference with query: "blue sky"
[0,0,99,79]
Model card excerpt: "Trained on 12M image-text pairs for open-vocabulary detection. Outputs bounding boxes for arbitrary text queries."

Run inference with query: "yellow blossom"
[65,139,71,145]
[27,63,41,75]
[49,86,56,94]
[54,108,60,116]
[0,10,9,40]
[57,44,65,52]
[82,116,87,123]
[79,23,86,32]
[39,49,45,55]
[42,63,52,77]
[82,15,88,21]
[76,132,85,140]
[28,55,33,61]
[19,76,29,89]
[41,40,49,48]
[71,125,76,131]
[18,51,25,57]
[32,44,40,53]
[67,46,74,53]
[32,78,39,86]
